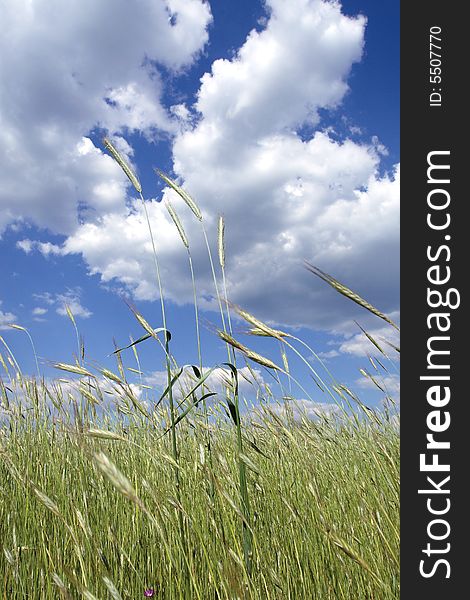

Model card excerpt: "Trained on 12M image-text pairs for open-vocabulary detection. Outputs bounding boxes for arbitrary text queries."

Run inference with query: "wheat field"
[0,143,399,599]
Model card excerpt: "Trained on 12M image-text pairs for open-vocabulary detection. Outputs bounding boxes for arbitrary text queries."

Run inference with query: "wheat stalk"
[305,262,399,330]
[102,577,123,600]
[93,452,143,507]
[233,305,289,340]
[165,199,189,248]
[54,363,95,378]
[217,331,281,371]
[218,215,225,269]
[156,169,202,221]
[103,138,142,193]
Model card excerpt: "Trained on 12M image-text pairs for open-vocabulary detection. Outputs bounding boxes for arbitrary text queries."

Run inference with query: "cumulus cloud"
[144,365,266,400]
[7,0,399,333]
[34,289,92,319]
[193,0,365,140]
[142,367,339,421]
[260,398,341,422]
[356,373,400,403]
[315,349,340,360]
[1,375,144,421]
[0,301,17,330]
[0,0,212,235]
[338,323,400,357]
[32,307,48,321]
[17,239,63,257]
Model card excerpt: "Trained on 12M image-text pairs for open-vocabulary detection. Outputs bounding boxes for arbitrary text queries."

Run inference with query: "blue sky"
[0,0,399,413]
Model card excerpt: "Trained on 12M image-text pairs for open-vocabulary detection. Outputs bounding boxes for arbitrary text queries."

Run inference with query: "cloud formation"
[144,366,265,401]
[34,289,92,319]
[0,0,212,234]
[260,398,341,422]
[6,0,399,333]
[0,301,17,330]
[356,373,400,403]
[338,323,400,357]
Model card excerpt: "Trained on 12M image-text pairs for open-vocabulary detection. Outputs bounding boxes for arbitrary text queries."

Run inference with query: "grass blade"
[305,262,399,330]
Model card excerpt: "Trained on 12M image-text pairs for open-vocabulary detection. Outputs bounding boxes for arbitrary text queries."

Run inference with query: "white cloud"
[194,0,365,140]
[0,0,212,235]
[338,323,400,357]
[261,398,341,421]
[144,365,265,400]
[32,305,48,322]
[34,289,92,319]
[315,349,340,360]
[142,366,340,421]
[357,373,400,394]
[56,295,92,320]
[17,239,63,257]
[356,373,400,402]
[1,375,144,420]
[16,239,33,254]
[0,301,17,330]
[6,0,399,333]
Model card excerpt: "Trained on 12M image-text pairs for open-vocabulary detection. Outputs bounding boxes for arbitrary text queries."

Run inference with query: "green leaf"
[154,367,184,409]
[161,393,217,437]
[111,328,171,355]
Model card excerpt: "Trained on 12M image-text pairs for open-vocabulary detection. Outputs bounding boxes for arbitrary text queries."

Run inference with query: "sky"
[0,0,399,414]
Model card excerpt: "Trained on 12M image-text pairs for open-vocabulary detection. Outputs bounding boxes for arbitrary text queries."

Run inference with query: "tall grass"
[0,147,399,599]
[0,380,399,599]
